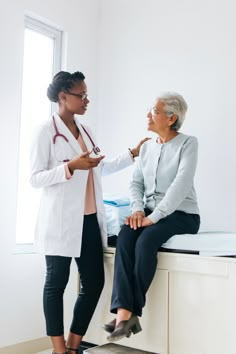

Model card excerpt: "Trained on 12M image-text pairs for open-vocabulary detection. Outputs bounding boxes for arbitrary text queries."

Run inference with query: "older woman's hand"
[126,211,145,230]
[141,217,154,227]
[130,137,151,158]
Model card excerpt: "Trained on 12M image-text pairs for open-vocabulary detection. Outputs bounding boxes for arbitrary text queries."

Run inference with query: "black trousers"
[111,210,200,317]
[43,214,104,336]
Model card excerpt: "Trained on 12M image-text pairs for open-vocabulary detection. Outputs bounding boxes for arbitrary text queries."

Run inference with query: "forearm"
[130,181,145,212]
[30,164,68,188]
[100,151,133,176]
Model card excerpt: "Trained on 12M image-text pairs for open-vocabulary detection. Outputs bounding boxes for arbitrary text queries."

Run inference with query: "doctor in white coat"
[30,70,148,354]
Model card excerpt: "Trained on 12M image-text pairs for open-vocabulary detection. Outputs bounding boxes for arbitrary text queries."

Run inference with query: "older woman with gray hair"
[103,92,200,341]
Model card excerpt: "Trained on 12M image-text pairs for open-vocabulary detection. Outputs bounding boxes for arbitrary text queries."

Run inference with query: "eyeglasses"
[65,91,88,101]
[149,107,173,117]
[149,108,157,116]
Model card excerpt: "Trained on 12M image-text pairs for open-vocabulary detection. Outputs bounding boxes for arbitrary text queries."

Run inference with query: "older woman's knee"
[135,230,162,257]
[116,225,136,247]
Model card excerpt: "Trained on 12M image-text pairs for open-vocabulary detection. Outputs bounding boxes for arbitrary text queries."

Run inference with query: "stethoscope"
[52,115,101,162]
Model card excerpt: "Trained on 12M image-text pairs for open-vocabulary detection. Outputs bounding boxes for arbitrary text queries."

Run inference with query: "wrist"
[128,148,136,159]
[67,161,75,175]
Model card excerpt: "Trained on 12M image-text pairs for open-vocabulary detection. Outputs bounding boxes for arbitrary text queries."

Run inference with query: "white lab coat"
[30,112,133,257]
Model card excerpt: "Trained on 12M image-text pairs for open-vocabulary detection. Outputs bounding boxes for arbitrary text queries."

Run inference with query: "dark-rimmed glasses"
[65,91,88,101]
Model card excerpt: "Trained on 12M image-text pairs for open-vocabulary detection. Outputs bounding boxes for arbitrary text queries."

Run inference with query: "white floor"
[35,350,51,354]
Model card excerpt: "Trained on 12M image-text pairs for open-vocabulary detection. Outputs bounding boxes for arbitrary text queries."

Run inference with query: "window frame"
[15,16,62,253]
[25,16,62,76]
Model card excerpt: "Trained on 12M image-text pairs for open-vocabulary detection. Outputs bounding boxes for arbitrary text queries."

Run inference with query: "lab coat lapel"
[53,112,82,154]
[74,116,94,153]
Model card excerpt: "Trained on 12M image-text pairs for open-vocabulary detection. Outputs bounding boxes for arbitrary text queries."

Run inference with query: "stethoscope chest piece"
[93,146,101,155]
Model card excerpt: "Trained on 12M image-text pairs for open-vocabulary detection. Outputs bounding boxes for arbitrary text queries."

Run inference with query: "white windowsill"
[13,243,37,254]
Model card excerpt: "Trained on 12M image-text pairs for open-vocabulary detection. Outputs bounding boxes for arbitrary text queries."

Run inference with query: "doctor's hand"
[67,151,105,172]
[126,211,145,230]
[130,137,151,158]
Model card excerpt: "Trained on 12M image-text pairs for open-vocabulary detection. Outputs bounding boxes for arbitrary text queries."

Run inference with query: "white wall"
[96,0,236,232]
[0,0,99,347]
[1,0,236,348]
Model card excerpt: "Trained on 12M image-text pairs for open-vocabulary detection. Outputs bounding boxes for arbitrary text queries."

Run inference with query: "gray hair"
[157,92,188,131]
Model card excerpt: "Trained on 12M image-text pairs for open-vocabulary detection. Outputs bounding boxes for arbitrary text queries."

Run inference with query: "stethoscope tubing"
[52,115,101,158]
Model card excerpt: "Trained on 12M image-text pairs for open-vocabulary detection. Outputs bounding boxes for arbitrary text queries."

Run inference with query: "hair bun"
[47,83,58,102]
[47,70,85,103]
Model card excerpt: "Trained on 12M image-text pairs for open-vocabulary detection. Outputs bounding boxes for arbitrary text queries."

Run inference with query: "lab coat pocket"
[38,184,64,240]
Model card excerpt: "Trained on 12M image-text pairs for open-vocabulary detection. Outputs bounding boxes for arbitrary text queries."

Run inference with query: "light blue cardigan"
[130,133,200,223]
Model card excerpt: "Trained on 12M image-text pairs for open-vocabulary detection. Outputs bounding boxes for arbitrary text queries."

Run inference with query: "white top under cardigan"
[30,113,134,257]
[130,133,200,224]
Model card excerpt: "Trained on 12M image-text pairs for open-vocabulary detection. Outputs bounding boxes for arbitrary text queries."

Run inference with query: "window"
[16,16,62,248]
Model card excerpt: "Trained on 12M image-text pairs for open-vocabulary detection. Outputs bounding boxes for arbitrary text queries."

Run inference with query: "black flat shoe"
[107,314,142,342]
[66,346,79,354]
[102,318,116,333]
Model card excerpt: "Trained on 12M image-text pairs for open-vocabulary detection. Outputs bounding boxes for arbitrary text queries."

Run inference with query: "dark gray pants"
[111,210,200,316]
[43,213,104,336]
